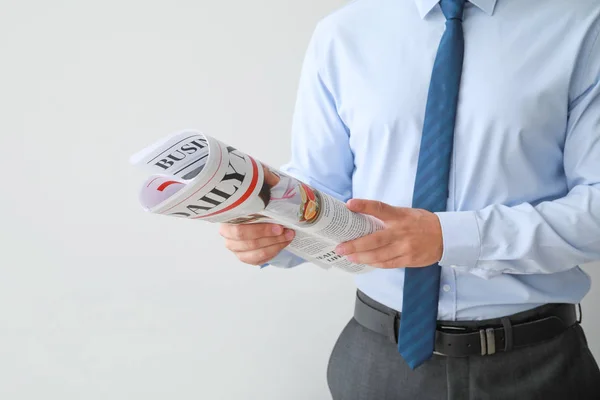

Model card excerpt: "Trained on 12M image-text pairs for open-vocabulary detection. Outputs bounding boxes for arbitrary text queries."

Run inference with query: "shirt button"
[443,284,451,292]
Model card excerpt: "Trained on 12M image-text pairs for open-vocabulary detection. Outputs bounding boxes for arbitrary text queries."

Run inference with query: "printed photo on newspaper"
[130,130,385,274]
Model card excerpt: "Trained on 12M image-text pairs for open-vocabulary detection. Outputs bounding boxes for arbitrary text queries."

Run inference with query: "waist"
[357,290,578,329]
[355,290,580,357]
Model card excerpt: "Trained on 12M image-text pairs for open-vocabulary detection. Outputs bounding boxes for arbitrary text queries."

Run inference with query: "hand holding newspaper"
[130,130,385,273]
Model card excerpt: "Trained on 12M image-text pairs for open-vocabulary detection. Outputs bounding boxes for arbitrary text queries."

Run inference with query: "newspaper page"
[131,130,385,273]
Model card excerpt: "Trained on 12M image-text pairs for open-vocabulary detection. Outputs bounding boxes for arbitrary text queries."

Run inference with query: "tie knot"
[440,0,466,21]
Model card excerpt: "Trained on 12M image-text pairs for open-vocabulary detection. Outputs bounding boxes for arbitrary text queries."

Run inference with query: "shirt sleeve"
[435,25,600,279]
[265,22,355,269]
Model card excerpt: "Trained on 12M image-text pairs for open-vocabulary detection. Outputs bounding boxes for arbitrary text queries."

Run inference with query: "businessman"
[219,0,600,398]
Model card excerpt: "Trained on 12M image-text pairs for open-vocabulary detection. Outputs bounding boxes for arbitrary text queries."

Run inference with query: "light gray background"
[0,1,598,399]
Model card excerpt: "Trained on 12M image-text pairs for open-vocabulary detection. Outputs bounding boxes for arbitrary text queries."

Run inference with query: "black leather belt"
[354,291,579,357]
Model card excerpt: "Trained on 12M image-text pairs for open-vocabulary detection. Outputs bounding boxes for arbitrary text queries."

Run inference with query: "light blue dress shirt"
[269,0,600,320]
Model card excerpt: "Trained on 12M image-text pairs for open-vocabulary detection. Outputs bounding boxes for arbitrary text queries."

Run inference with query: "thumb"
[346,199,397,220]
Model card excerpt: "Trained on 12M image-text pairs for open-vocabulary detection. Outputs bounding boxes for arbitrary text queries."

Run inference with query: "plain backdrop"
[0,1,598,399]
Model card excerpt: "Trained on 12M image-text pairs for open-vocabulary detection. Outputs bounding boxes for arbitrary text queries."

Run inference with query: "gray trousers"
[327,304,600,399]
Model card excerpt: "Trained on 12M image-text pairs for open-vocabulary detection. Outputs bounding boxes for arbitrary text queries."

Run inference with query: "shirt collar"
[415,0,497,19]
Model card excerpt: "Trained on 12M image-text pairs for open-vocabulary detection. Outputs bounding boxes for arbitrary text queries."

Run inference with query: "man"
[219,0,600,398]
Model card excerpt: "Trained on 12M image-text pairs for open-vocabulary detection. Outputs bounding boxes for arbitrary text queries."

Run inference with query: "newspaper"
[130,130,385,273]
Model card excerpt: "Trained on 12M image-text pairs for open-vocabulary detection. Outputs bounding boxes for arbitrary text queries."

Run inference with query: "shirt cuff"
[434,211,481,269]
[262,250,306,269]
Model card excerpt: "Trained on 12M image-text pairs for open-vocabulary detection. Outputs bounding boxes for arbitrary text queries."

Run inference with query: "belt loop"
[501,317,513,352]
[387,312,398,344]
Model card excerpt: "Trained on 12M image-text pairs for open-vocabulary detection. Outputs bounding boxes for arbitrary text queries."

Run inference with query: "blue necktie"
[397,0,466,369]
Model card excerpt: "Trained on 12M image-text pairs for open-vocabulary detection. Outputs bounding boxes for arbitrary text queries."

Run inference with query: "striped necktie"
[397,0,467,369]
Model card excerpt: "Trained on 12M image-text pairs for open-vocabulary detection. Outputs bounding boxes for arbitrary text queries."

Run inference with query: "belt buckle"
[434,327,497,357]
[480,328,497,356]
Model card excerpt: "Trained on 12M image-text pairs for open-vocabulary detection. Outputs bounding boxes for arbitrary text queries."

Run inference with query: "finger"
[262,166,281,187]
[374,258,439,269]
[219,223,284,240]
[373,256,412,269]
[335,230,393,256]
[346,199,398,220]
[235,241,293,266]
[346,244,401,266]
[226,229,295,252]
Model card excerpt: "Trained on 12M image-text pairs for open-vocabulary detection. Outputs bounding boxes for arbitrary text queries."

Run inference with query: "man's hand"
[335,199,444,269]
[220,223,295,266]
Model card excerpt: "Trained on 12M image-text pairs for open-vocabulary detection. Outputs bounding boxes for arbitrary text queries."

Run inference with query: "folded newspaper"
[130,130,384,273]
